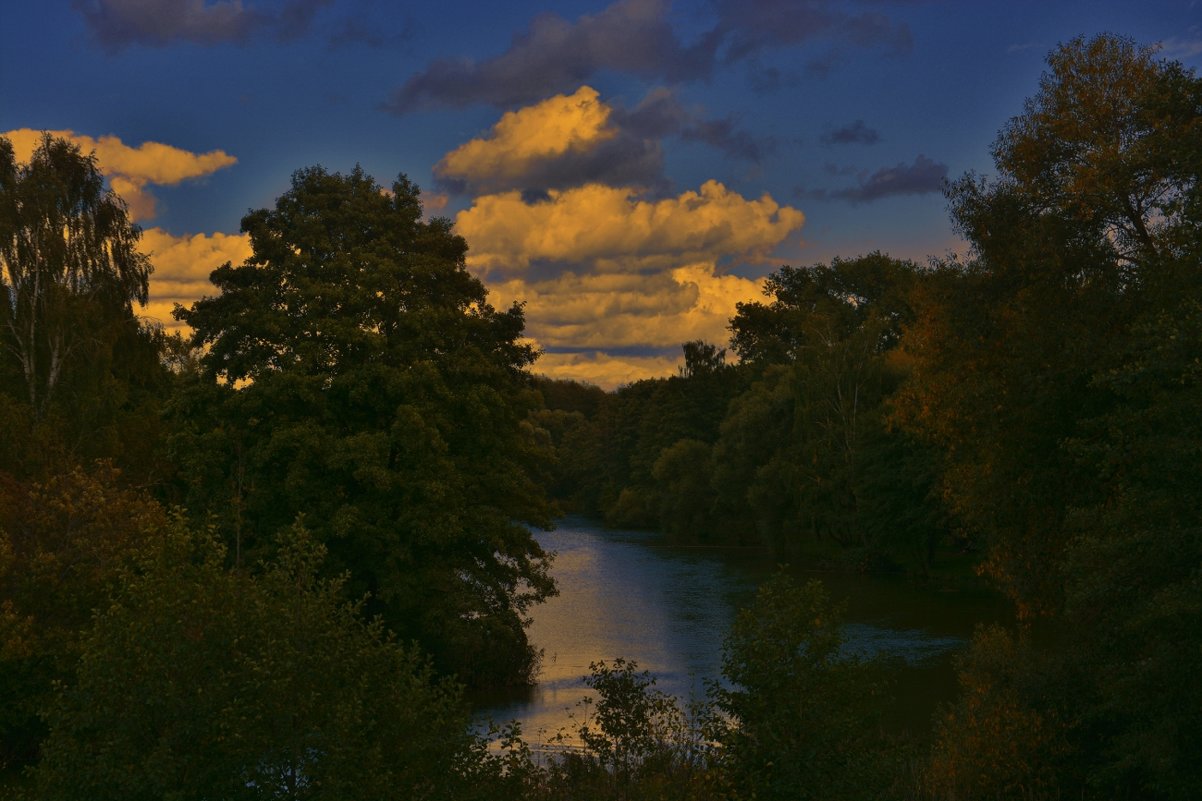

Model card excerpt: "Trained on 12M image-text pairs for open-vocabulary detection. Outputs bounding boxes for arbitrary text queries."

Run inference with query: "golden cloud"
[3,128,236,222]
[488,262,765,351]
[435,86,615,185]
[457,181,804,276]
[534,351,684,389]
[137,227,252,329]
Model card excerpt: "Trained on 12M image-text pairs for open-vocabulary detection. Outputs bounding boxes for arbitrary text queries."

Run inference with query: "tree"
[897,35,1202,799]
[171,165,554,686]
[977,34,1202,275]
[0,463,166,768]
[0,134,151,420]
[30,521,475,801]
[897,35,1202,615]
[730,252,919,367]
[712,574,893,801]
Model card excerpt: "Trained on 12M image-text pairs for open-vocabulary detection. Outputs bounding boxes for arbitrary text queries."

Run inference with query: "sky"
[4,0,1201,388]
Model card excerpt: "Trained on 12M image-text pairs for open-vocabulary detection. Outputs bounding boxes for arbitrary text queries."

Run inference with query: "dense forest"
[2,33,1200,800]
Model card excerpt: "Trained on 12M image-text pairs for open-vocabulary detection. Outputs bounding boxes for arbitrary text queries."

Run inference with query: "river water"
[478,518,1005,743]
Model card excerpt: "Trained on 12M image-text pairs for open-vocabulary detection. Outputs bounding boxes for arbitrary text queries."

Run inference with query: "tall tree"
[0,134,150,420]
[171,165,554,687]
[30,522,475,801]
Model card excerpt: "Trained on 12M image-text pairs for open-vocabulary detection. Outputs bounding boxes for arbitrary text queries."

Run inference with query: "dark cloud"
[326,13,413,50]
[681,117,772,162]
[824,154,948,203]
[520,189,554,205]
[386,0,716,113]
[714,0,912,63]
[387,0,912,113]
[821,120,881,145]
[616,88,773,162]
[75,0,331,50]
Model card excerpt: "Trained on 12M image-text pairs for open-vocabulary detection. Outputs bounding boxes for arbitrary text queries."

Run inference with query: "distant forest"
[2,33,1200,800]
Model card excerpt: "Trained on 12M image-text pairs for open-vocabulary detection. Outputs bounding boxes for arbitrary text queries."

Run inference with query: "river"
[478,517,1005,744]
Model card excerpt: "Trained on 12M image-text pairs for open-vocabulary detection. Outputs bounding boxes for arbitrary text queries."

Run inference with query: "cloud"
[455,180,804,277]
[821,119,881,145]
[74,0,331,50]
[434,86,664,195]
[388,0,916,113]
[136,228,252,329]
[489,264,766,351]
[714,0,911,63]
[824,154,947,203]
[534,351,683,389]
[1006,41,1040,54]
[386,0,714,113]
[433,85,770,196]
[1158,35,1202,59]
[458,179,800,381]
[3,128,236,221]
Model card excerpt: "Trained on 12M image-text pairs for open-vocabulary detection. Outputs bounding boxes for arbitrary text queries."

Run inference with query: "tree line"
[2,32,1200,800]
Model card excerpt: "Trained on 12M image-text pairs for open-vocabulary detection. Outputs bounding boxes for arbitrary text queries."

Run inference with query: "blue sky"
[4,0,1200,386]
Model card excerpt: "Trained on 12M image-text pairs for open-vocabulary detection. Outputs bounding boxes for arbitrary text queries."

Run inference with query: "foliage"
[0,135,172,483]
[923,626,1070,800]
[0,462,167,769]
[712,573,895,801]
[170,165,555,686]
[0,133,151,420]
[901,34,1202,799]
[29,521,474,801]
[711,254,947,566]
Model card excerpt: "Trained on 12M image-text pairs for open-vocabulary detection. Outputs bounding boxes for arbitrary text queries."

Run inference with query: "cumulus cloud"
[434,86,665,195]
[534,351,684,389]
[388,0,912,113]
[457,179,800,383]
[824,154,947,203]
[74,0,332,50]
[137,228,253,329]
[456,180,804,277]
[490,264,765,350]
[821,119,881,145]
[4,128,236,221]
[435,85,774,197]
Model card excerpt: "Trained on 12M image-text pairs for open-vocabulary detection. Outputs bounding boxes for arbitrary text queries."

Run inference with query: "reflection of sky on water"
[478,518,989,742]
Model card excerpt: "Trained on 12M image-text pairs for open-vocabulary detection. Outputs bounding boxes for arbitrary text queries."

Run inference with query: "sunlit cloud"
[137,228,252,329]
[4,128,236,221]
[490,264,765,352]
[435,85,769,197]
[457,177,799,384]
[457,181,804,277]
[436,86,616,187]
[533,350,684,389]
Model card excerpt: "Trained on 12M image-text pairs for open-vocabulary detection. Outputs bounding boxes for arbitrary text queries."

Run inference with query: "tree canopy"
[0,134,151,420]
[172,165,555,686]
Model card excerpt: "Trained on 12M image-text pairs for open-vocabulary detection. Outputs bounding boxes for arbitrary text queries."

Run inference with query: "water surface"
[480,518,1003,742]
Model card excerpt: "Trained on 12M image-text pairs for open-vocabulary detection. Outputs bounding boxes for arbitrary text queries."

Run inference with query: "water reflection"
[479,518,1003,741]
